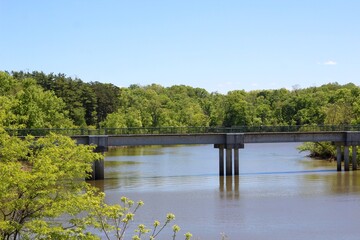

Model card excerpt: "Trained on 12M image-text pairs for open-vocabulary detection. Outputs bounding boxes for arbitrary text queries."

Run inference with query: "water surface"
[91,143,360,240]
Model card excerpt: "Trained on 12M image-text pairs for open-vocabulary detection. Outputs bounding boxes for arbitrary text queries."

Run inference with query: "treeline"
[1,71,360,130]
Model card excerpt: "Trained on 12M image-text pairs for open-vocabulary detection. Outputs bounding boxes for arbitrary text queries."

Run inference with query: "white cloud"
[322,60,337,65]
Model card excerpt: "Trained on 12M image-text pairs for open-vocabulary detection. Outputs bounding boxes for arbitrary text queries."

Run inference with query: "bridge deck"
[71,131,360,180]
[73,131,360,147]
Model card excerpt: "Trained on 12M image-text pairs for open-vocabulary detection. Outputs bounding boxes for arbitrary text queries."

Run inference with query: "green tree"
[11,71,98,127]
[0,72,74,129]
[0,131,191,239]
[206,93,226,127]
[12,79,74,129]
[223,90,251,127]
[0,96,19,129]
[100,110,127,129]
[90,82,120,125]
[0,131,102,239]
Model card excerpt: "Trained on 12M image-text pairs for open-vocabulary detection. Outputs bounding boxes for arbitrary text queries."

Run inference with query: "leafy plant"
[0,130,191,239]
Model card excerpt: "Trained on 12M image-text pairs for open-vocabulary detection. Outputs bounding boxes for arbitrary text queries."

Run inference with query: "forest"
[1,70,360,130]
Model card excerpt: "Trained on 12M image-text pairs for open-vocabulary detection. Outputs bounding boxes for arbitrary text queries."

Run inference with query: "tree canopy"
[5,71,360,130]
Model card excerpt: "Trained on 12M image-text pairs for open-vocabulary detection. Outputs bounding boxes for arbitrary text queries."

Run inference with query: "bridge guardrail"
[4,125,360,137]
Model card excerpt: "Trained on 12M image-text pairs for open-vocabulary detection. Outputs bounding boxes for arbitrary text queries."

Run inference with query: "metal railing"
[4,125,360,137]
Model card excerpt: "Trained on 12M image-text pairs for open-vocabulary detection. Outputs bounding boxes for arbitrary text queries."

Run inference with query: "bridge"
[7,125,360,180]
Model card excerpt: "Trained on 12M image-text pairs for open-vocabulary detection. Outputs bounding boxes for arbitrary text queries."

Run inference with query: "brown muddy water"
[89,143,360,240]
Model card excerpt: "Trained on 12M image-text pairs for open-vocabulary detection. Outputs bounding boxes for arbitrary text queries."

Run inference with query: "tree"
[0,130,191,239]
[0,131,101,239]
[223,90,251,127]
[13,79,75,129]
[100,110,127,129]
[0,72,75,129]
[206,93,226,127]
[10,71,98,127]
[0,96,19,129]
[90,82,120,125]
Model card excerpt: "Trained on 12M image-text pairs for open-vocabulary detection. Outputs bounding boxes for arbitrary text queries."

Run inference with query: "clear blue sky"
[1,0,359,93]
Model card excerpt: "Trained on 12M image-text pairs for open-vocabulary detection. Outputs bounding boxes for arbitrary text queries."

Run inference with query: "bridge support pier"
[226,148,233,176]
[336,142,358,172]
[234,146,239,176]
[87,136,108,180]
[216,145,241,176]
[336,132,360,171]
[218,145,224,176]
[344,146,350,171]
[215,133,244,176]
[352,145,357,170]
[337,145,342,171]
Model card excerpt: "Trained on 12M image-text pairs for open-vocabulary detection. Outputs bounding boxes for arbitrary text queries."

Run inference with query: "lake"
[90,143,360,240]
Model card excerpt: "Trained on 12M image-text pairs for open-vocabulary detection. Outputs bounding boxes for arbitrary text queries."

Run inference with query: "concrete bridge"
[70,131,360,180]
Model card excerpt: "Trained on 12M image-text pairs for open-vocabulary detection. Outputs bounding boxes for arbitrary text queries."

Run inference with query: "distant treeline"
[1,71,360,130]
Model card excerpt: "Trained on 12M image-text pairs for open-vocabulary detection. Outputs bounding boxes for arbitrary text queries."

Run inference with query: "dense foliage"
[0,129,191,239]
[5,71,360,129]
[0,131,99,239]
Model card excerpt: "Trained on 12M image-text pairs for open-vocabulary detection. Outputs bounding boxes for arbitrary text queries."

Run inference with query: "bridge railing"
[5,125,360,136]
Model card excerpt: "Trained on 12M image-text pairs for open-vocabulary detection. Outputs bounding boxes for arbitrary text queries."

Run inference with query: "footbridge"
[7,125,360,180]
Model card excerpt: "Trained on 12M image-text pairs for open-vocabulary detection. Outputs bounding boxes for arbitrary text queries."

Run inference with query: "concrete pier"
[88,136,108,180]
[215,133,244,176]
[234,147,239,176]
[226,148,232,176]
[337,145,342,171]
[352,145,357,170]
[334,132,360,172]
[218,145,224,176]
[344,146,350,171]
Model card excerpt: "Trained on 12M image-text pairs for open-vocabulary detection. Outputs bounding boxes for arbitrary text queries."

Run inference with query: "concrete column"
[91,158,105,180]
[219,145,224,176]
[337,145,342,171]
[226,148,232,176]
[234,147,239,176]
[88,136,108,180]
[344,146,350,171]
[352,145,357,170]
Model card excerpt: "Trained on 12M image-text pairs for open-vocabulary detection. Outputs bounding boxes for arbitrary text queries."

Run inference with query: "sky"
[0,0,359,93]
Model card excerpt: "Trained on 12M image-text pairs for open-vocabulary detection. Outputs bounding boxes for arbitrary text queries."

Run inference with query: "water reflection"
[89,171,360,199]
[95,144,360,197]
[219,176,240,200]
[332,172,360,194]
[87,179,105,193]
